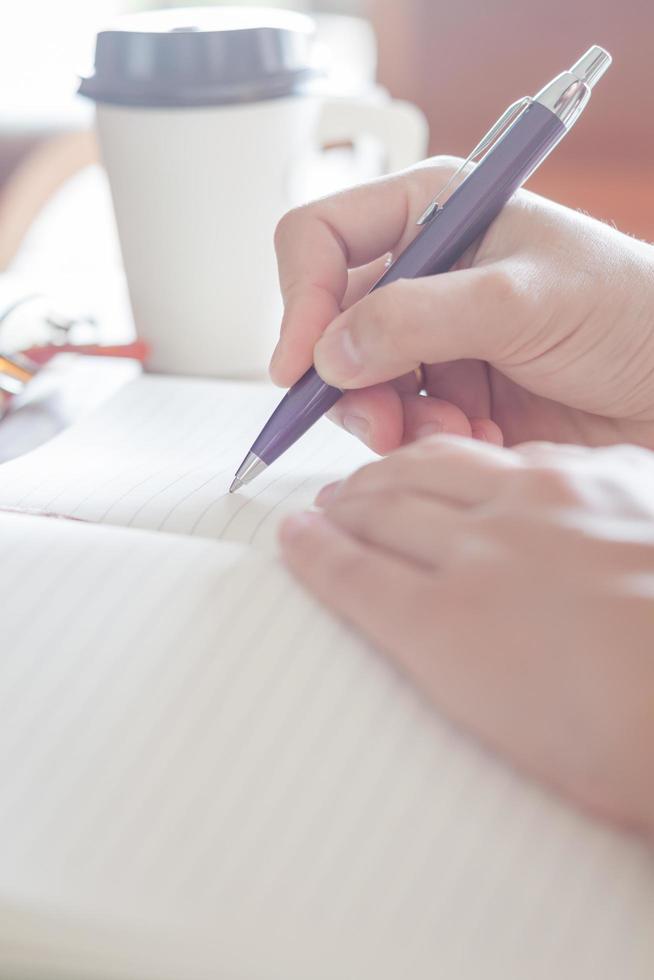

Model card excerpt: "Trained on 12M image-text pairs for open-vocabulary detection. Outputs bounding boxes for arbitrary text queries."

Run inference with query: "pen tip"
[229,478,243,494]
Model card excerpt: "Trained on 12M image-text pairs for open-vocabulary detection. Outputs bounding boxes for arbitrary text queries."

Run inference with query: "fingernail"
[279,511,317,546]
[315,480,343,507]
[342,414,370,443]
[415,422,443,441]
[315,326,361,381]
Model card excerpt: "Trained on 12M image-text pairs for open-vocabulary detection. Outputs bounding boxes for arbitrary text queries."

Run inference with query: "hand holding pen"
[231,47,613,490]
[270,160,654,454]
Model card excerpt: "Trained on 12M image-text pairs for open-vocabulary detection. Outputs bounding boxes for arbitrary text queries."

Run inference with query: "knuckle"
[463,509,517,549]
[335,488,403,538]
[343,460,385,495]
[370,451,408,484]
[517,463,580,505]
[478,264,520,310]
[406,433,471,463]
[409,434,447,458]
[424,154,464,179]
[517,441,561,458]
[326,547,367,590]
[601,443,652,468]
[471,266,526,357]
[423,432,466,455]
[273,205,305,253]
[374,281,417,362]
[401,437,449,469]
[405,158,464,226]
[343,455,405,499]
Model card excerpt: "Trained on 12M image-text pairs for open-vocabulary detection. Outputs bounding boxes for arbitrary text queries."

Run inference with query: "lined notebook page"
[0,513,652,980]
[0,374,375,550]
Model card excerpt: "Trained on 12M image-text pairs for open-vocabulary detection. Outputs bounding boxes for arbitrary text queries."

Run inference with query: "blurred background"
[0,0,652,275]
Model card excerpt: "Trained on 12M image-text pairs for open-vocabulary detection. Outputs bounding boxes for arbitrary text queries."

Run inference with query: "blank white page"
[0,513,652,980]
[0,374,375,550]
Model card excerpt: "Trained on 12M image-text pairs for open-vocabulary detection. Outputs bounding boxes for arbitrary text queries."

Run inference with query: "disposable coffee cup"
[80,7,428,379]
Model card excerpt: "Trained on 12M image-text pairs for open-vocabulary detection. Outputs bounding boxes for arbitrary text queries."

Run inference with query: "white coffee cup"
[80,8,428,379]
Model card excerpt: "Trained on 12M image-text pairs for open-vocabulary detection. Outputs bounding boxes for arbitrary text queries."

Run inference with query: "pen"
[230,45,612,493]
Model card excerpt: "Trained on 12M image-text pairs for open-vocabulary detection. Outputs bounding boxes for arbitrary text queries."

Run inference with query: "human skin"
[270,159,654,836]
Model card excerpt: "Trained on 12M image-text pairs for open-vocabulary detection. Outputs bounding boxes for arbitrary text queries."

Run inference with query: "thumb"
[313,263,518,389]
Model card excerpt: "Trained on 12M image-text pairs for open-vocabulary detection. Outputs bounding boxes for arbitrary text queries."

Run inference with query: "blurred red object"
[0,340,148,418]
[22,339,149,366]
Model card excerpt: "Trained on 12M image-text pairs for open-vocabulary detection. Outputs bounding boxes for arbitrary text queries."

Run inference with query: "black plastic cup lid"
[78,6,322,108]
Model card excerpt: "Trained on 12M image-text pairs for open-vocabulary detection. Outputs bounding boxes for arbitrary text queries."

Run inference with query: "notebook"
[0,371,652,980]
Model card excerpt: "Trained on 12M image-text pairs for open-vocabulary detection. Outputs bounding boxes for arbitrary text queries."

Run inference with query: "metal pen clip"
[417,96,533,225]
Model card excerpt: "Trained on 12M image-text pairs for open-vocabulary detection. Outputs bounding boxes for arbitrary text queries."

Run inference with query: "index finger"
[269,159,459,387]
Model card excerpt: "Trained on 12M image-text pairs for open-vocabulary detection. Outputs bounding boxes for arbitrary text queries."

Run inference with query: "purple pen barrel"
[249,99,565,469]
[252,368,342,464]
